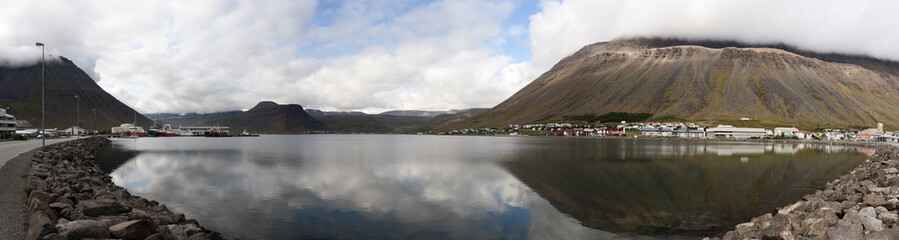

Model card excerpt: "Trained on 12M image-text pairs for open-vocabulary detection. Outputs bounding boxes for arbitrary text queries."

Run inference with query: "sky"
[1,0,898,114]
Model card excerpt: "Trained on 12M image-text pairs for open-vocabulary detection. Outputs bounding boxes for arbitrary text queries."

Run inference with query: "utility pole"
[35,42,44,148]
[75,94,79,137]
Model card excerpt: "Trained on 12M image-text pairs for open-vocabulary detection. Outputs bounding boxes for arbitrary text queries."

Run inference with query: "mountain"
[305,109,366,118]
[0,57,152,130]
[313,114,431,133]
[448,38,899,130]
[307,109,434,133]
[379,110,448,117]
[304,108,489,133]
[185,101,327,134]
[145,111,242,126]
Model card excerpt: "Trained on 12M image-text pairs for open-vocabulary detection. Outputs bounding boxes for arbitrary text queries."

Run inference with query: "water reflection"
[104,136,629,240]
[100,136,867,239]
[502,139,867,236]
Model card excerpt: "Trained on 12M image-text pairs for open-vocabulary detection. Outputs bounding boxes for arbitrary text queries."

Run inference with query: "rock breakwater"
[711,143,899,240]
[23,137,229,240]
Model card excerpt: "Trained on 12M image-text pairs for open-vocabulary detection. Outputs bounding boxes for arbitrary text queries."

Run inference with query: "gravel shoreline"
[706,141,899,240]
[23,137,229,240]
[0,147,38,239]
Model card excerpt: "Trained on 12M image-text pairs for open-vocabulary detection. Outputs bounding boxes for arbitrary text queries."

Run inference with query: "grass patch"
[651,115,687,122]
[841,82,864,91]
[563,112,652,123]
[535,114,557,123]
[867,112,879,123]
[21,186,28,194]
[20,173,28,178]
[810,94,822,101]
[10,134,26,141]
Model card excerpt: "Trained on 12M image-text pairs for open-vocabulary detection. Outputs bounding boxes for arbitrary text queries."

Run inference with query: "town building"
[65,126,87,135]
[673,129,706,138]
[773,127,800,137]
[705,125,768,139]
[0,108,15,138]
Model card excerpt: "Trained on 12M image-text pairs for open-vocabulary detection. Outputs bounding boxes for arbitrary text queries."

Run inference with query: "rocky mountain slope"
[184,101,327,134]
[448,38,899,130]
[0,57,152,130]
[307,109,487,133]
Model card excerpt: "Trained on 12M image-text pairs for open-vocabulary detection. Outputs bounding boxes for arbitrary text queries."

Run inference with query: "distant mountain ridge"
[307,108,489,133]
[152,101,327,134]
[0,57,152,130]
[444,38,899,130]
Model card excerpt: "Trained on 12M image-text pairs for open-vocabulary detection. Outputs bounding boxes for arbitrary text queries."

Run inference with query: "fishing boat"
[112,123,146,137]
[203,126,231,137]
[177,128,196,137]
[157,124,178,137]
[236,129,259,137]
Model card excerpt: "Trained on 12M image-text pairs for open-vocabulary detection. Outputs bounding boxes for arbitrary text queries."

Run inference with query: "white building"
[673,129,706,138]
[706,125,768,139]
[773,127,800,137]
[0,108,15,138]
[65,126,87,135]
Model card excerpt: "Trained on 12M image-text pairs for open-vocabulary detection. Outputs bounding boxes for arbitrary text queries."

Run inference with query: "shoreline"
[22,137,229,240]
[707,141,899,239]
[17,135,894,239]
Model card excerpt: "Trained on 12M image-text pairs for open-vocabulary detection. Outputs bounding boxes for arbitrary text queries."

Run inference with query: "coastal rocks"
[26,211,56,240]
[57,219,111,239]
[714,143,899,240]
[80,199,131,217]
[110,219,158,239]
[22,137,230,240]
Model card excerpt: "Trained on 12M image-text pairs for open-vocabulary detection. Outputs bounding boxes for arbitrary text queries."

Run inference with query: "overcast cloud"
[1,0,897,113]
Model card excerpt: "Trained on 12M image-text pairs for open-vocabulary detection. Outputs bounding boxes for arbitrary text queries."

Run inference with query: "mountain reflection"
[106,136,628,240]
[501,139,867,235]
[102,136,867,239]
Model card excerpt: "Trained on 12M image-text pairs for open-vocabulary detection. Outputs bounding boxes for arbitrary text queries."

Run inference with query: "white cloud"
[2,0,897,113]
[0,0,538,114]
[528,0,899,72]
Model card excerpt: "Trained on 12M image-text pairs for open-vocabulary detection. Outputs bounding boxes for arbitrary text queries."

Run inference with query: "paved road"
[0,138,78,170]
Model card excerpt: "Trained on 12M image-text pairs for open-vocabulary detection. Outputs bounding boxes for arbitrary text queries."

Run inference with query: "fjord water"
[97,135,868,239]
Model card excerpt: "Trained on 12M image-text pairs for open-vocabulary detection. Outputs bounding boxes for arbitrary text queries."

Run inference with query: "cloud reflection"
[108,135,623,240]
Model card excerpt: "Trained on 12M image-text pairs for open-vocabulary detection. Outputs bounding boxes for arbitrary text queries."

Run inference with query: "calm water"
[96,135,869,239]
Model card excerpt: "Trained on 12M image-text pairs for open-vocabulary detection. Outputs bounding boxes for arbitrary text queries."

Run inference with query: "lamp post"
[35,42,44,148]
[75,94,79,138]
[92,108,96,135]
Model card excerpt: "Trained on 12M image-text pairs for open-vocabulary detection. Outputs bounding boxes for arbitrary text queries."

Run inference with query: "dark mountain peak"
[251,101,279,110]
[248,101,307,113]
[0,55,152,130]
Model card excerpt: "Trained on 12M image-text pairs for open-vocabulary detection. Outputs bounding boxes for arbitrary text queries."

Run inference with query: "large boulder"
[827,220,862,240]
[56,219,111,239]
[26,198,57,223]
[25,211,56,240]
[864,194,890,207]
[109,219,158,240]
[25,176,48,193]
[865,228,899,240]
[79,199,131,217]
[858,207,884,232]
[28,191,58,205]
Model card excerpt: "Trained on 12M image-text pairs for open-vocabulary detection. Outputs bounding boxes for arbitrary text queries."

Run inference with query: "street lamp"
[35,42,44,148]
[75,94,79,138]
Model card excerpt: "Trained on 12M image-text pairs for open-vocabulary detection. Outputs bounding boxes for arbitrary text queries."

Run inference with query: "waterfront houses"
[705,125,768,139]
[0,108,15,139]
[443,119,899,143]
